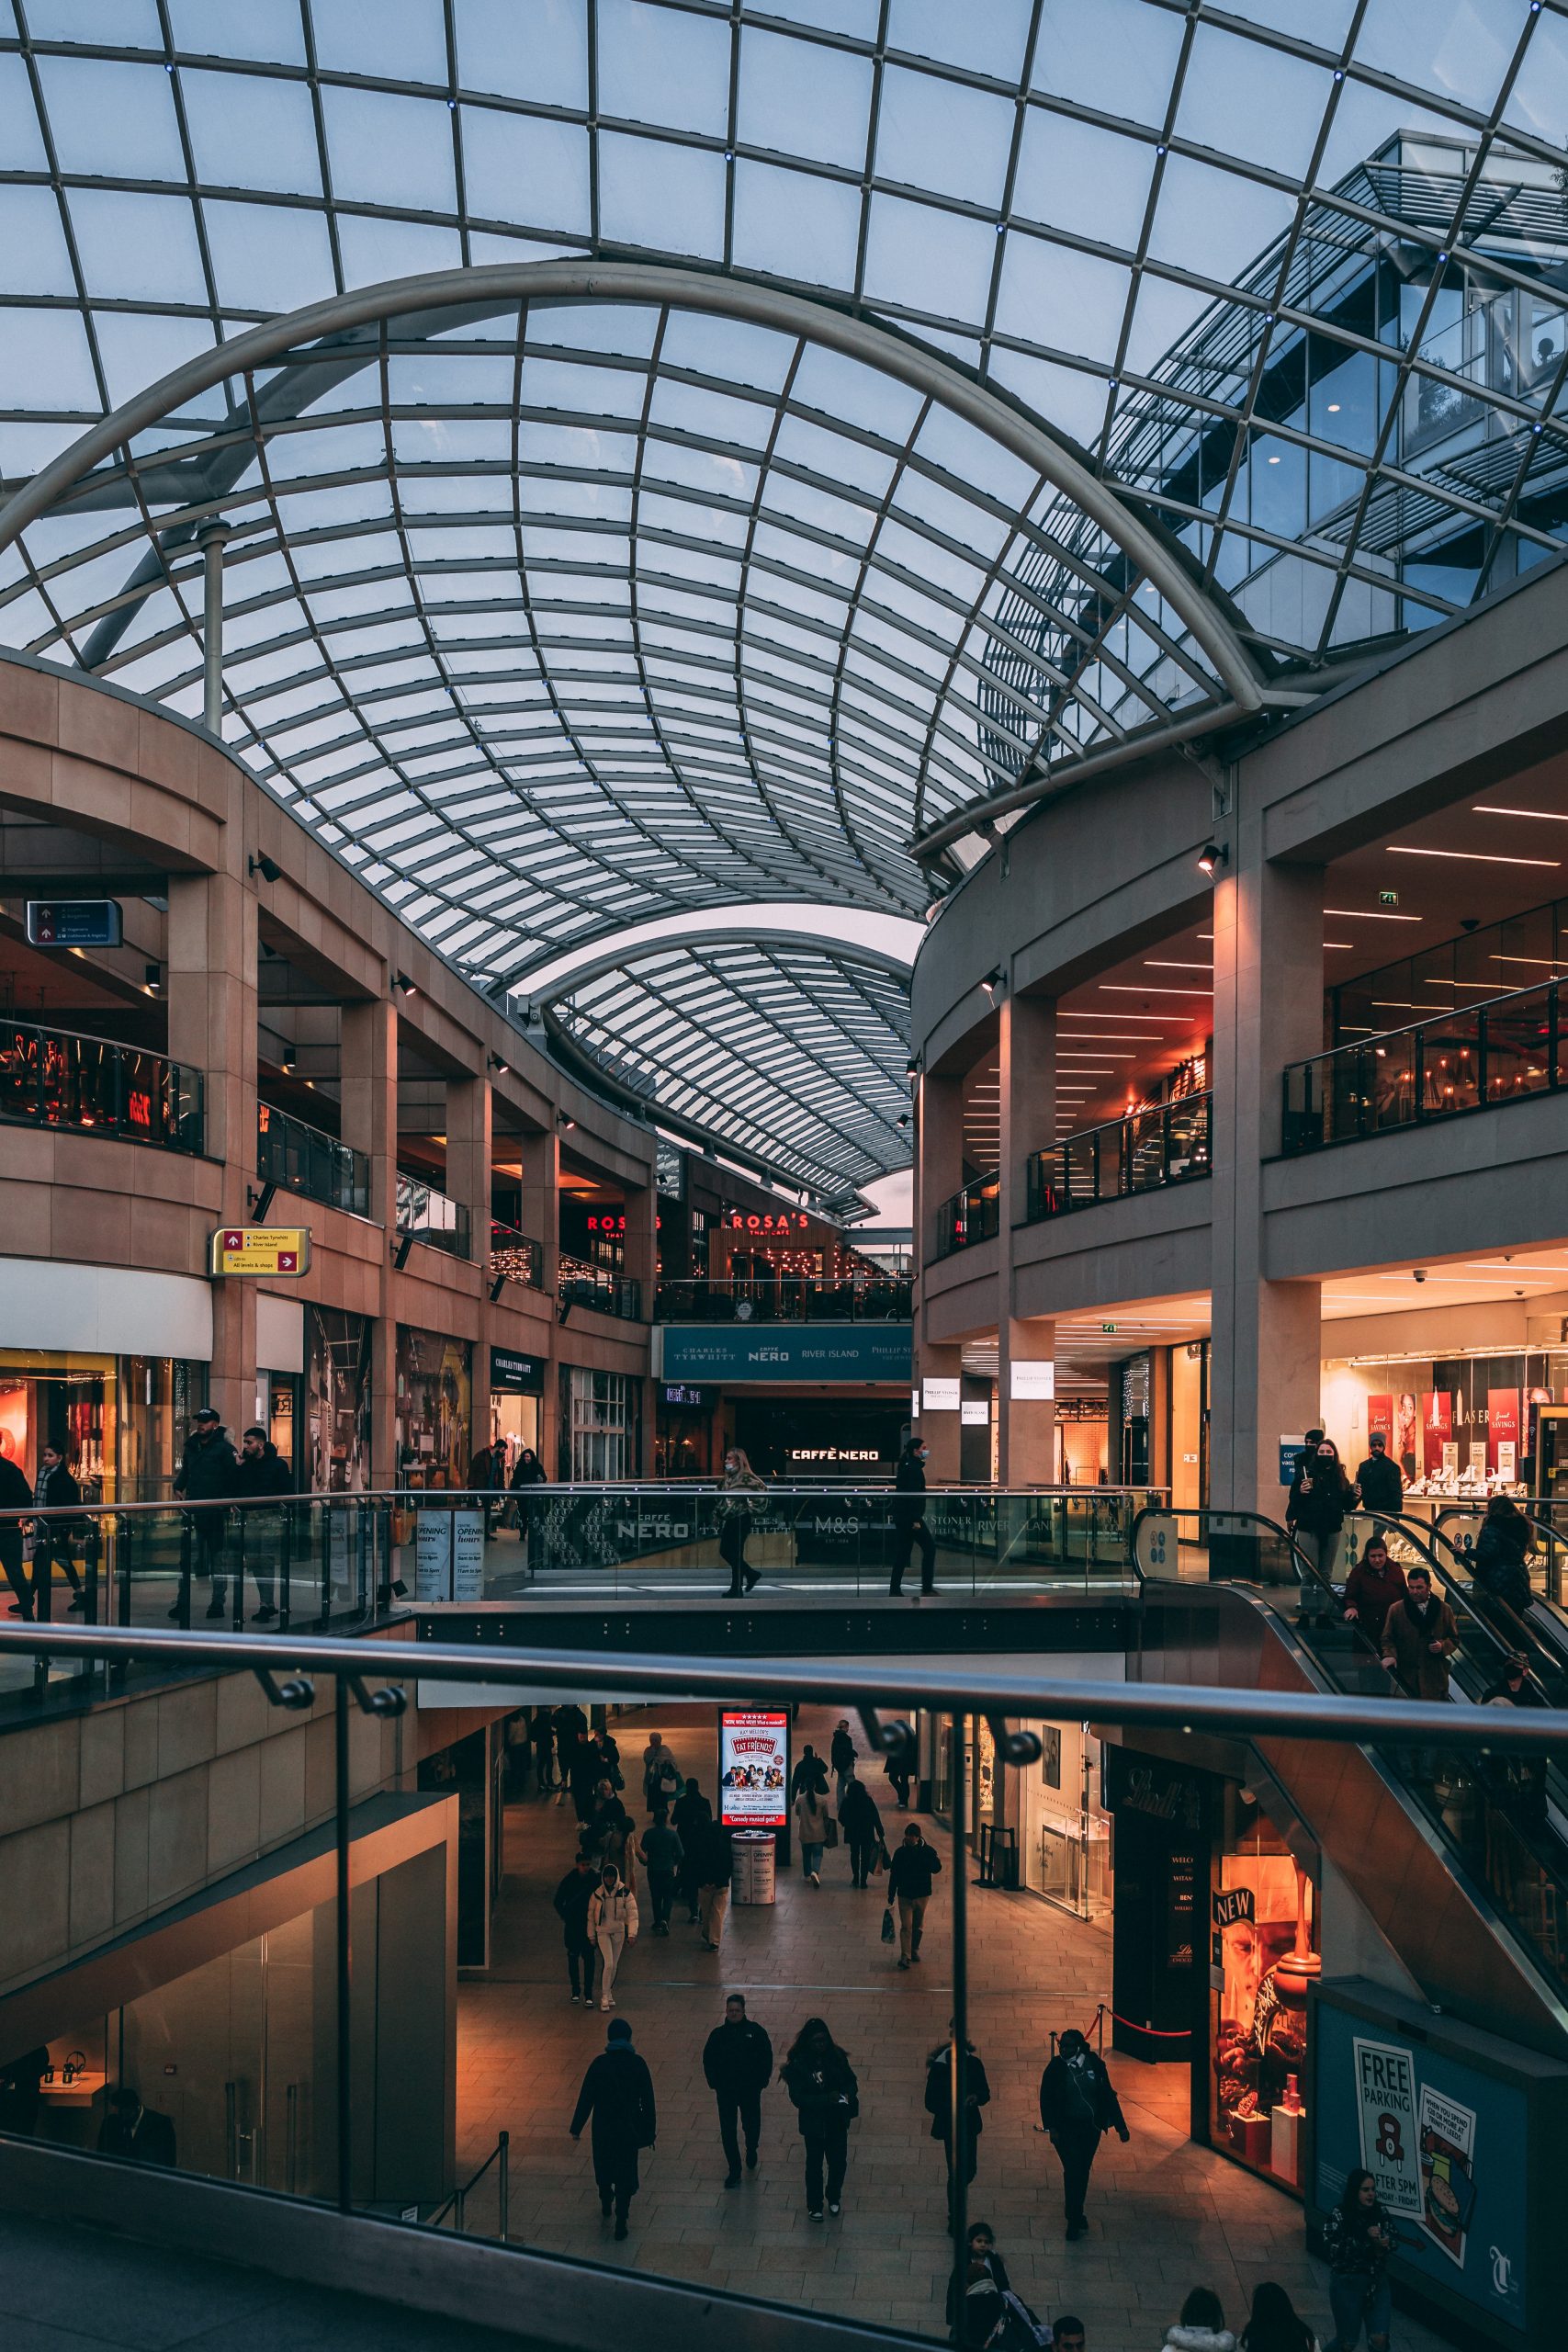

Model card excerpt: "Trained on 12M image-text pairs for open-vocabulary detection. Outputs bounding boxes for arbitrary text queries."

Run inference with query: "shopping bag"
[823,1817,840,1849]
[881,1905,896,1945]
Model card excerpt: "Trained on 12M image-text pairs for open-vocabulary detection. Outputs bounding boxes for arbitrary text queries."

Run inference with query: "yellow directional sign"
[209,1226,311,1277]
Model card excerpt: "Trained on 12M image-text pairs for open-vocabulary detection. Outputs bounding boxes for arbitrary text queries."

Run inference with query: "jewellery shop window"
[1210,1792,1319,2196]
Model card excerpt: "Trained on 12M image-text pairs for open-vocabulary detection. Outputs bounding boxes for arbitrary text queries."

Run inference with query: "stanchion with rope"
[1047,2001,1195,2056]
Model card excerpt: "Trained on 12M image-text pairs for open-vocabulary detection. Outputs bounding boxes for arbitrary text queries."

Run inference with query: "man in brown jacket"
[1380,1566,1459,1782]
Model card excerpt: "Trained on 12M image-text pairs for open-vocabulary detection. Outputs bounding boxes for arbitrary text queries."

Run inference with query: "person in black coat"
[1285,1437,1355,1584]
[789,1743,829,1802]
[0,1449,34,1617]
[570,2016,656,2238]
[231,1426,295,1623]
[0,2047,51,2134]
[172,1408,236,1623]
[1473,1496,1537,1637]
[886,1820,942,1965]
[780,2016,859,2220]
[553,1849,600,2004]
[925,2031,990,2215]
[1038,2028,1129,2239]
[943,2222,1012,2336]
[829,1719,857,1800]
[696,1813,735,1951]
[32,1444,87,1616]
[98,2088,176,2166]
[702,1993,774,2183]
[1353,1430,1404,1518]
[672,1778,712,1923]
[530,1708,557,1793]
[838,1773,886,1889]
[889,1437,936,1596]
[510,1446,549,1577]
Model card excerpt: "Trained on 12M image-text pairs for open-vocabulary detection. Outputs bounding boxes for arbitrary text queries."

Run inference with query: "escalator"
[1134,1507,1568,2058]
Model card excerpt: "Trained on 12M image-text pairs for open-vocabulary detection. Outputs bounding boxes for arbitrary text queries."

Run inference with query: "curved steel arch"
[524,923,912,1013]
[0,260,1265,718]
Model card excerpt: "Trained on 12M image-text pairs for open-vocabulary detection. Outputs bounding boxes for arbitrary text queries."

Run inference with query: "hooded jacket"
[1163,2329,1237,2352]
[175,1425,237,1502]
[587,1880,639,1942]
[570,2041,656,2172]
[231,1441,294,1506]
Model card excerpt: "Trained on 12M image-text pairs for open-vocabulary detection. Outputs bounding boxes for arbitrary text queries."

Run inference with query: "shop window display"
[1211,1832,1319,2192]
[395,1327,471,1490]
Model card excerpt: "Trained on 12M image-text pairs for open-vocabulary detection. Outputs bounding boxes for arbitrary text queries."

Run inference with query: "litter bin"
[731,1829,778,1905]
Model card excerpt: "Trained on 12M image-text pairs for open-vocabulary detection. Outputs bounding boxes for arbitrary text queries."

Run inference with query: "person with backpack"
[1322,2166,1393,2351]
[780,2016,859,2221]
[794,1781,833,1885]
[790,1743,829,1802]
[642,1731,683,1814]
[570,2016,656,2241]
[702,1992,773,2185]
[886,1820,942,1967]
[1038,2027,1130,2240]
[925,2025,990,2217]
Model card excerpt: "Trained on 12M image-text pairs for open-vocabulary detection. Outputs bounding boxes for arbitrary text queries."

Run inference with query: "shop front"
[304,1306,372,1492]
[1211,1799,1318,2194]
[558,1365,639,1482]
[1320,1347,1554,1501]
[1013,1718,1113,1918]
[395,1326,472,1489]
[655,1381,715,1478]
[489,1347,544,1481]
[0,1348,208,1504]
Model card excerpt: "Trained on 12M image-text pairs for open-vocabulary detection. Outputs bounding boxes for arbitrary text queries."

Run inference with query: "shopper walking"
[672,1776,711,1923]
[32,1442,87,1617]
[1340,1536,1406,1647]
[887,1821,942,1966]
[1472,1495,1537,1637]
[570,2016,656,2240]
[1380,1566,1459,1700]
[794,1782,833,1885]
[1237,2282,1316,2352]
[1038,2026,1130,2241]
[925,2027,989,2215]
[637,1805,682,1933]
[883,1743,913,1809]
[530,1708,557,1793]
[1352,1430,1403,1519]
[0,1448,35,1618]
[829,1719,857,1801]
[888,1436,937,1596]
[716,1446,767,1596]
[781,2016,858,2221]
[586,1781,637,1879]
[1161,2287,1236,2351]
[587,1861,639,2010]
[552,1700,589,1805]
[172,1406,236,1621]
[695,1811,735,1951]
[790,1743,829,1802]
[570,1731,609,1824]
[1482,1650,1550,1822]
[1322,2167,1393,2352]
[510,1444,549,1575]
[703,1992,773,2185]
[553,1849,600,2006]
[1286,1437,1355,1585]
[642,1730,683,1814]
[838,1771,886,1890]
[231,1424,295,1623]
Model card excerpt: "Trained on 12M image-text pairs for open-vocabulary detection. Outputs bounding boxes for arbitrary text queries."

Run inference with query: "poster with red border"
[719,1709,789,1827]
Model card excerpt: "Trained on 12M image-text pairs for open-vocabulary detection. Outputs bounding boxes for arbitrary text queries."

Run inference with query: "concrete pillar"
[918,1341,964,1481]
[519,1125,559,1291]
[341,999,399,1487]
[447,1075,492,1464]
[919,1072,966,1261]
[1210,847,1325,1515]
[997,991,1056,1485]
[167,869,256,1433]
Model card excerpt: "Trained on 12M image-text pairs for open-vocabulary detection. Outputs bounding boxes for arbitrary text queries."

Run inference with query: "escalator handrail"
[1132,1500,1389,1667]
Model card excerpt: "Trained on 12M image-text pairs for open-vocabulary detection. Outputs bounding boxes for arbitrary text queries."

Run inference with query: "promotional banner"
[719,1710,789,1827]
[1354,2037,1424,2216]
[1422,1390,1452,1476]
[660,1326,911,1383]
[1488,1389,1521,1476]
[1367,1395,1394,1449]
[1419,2083,1478,2268]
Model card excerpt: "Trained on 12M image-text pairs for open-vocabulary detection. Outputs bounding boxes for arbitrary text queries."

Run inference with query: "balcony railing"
[1026,1091,1212,1220]
[931,1172,1000,1259]
[1283,978,1562,1152]
[257,1101,370,1216]
[654,1274,912,1323]
[0,1018,202,1154]
[557,1258,642,1319]
[395,1170,470,1260]
[487,1217,544,1291]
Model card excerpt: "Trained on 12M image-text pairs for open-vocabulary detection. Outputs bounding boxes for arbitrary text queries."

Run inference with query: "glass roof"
[552,937,912,1199]
[2,0,1564,1182]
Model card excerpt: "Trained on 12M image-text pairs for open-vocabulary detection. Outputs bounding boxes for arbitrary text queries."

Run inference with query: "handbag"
[873,1842,889,1874]
[823,1815,840,1849]
[881,1904,896,1945]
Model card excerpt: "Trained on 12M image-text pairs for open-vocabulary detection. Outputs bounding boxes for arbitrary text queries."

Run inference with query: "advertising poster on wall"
[1366,1394,1393,1451]
[719,1709,789,1827]
[1418,2084,1478,2268]
[1353,2038,1423,2216]
[1422,1390,1453,1475]
[1488,1389,1521,1476]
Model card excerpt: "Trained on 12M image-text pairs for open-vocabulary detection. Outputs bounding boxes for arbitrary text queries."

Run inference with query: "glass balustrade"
[487,1218,545,1290]
[257,1102,370,1216]
[653,1275,912,1322]
[1282,978,1560,1151]
[931,1172,1000,1259]
[1025,1092,1211,1221]
[0,1018,203,1153]
[395,1171,471,1260]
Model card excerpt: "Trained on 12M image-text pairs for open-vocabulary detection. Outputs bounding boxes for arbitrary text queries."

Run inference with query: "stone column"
[447,1074,492,1470]
[167,868,256,1433]
[341,997,399,1487]
[997,991,1056,1485]
[919,1343,964,1482]
[623,1180,660,1476]
[915,1068,967,1476]
[1209,842,1325,1516]
[519,1125,560,1293]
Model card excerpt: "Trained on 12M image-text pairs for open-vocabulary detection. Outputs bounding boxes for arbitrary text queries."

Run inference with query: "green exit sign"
[1378,888,1399,906]
[1100,1322,1116,1333]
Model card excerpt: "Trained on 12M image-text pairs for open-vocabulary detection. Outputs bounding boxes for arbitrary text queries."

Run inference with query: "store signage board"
[490,1348,544,1394]
[922,1375,961,1412]
[661,1383,713,1408]
[719,1708,789,1829]
[414,1509,485,1602]
[26,898,122,949]
[1010,1360,1055,1401]
[960,1400,989,1426]
[1279,1434,1304,1487]
[661,1326,911,1383]
[209,1227,311,1277]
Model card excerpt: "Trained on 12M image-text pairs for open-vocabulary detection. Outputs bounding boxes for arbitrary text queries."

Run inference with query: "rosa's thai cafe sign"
[718,1709,789,1828]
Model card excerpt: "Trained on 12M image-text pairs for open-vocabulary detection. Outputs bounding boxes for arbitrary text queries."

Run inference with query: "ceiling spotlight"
[392,972,416,996]
[897,1114,910,1129]
[1197,842,1229,878]
[247,853,283,883]
[558,1111,576,1133]
[488,1053,510,1074]
[279,1046,297,1074]
[905,1056,919,1079]
[980,967,1006,1001]
[143,962,162,995]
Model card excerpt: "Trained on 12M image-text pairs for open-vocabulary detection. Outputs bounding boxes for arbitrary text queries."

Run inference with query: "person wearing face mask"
[889,1435,936,1597]
[1287,1435,1355,1586]
[716,1446,767,1597]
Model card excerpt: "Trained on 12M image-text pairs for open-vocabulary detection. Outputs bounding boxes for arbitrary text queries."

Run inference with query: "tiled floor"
[457,1704,1449,2352]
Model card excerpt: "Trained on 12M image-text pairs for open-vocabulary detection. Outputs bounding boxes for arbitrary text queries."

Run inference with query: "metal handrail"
[1282,971,1562,1153]
[428,2129,508,2241]
[257,1101,371,1217]
[1025,1091,1211,1223]
[0,1013,204,1154]
[931,1172,1000,1259]
[0,1618,1563,1754]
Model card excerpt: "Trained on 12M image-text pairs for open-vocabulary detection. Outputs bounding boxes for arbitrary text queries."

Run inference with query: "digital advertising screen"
[719,1709,789,1828]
